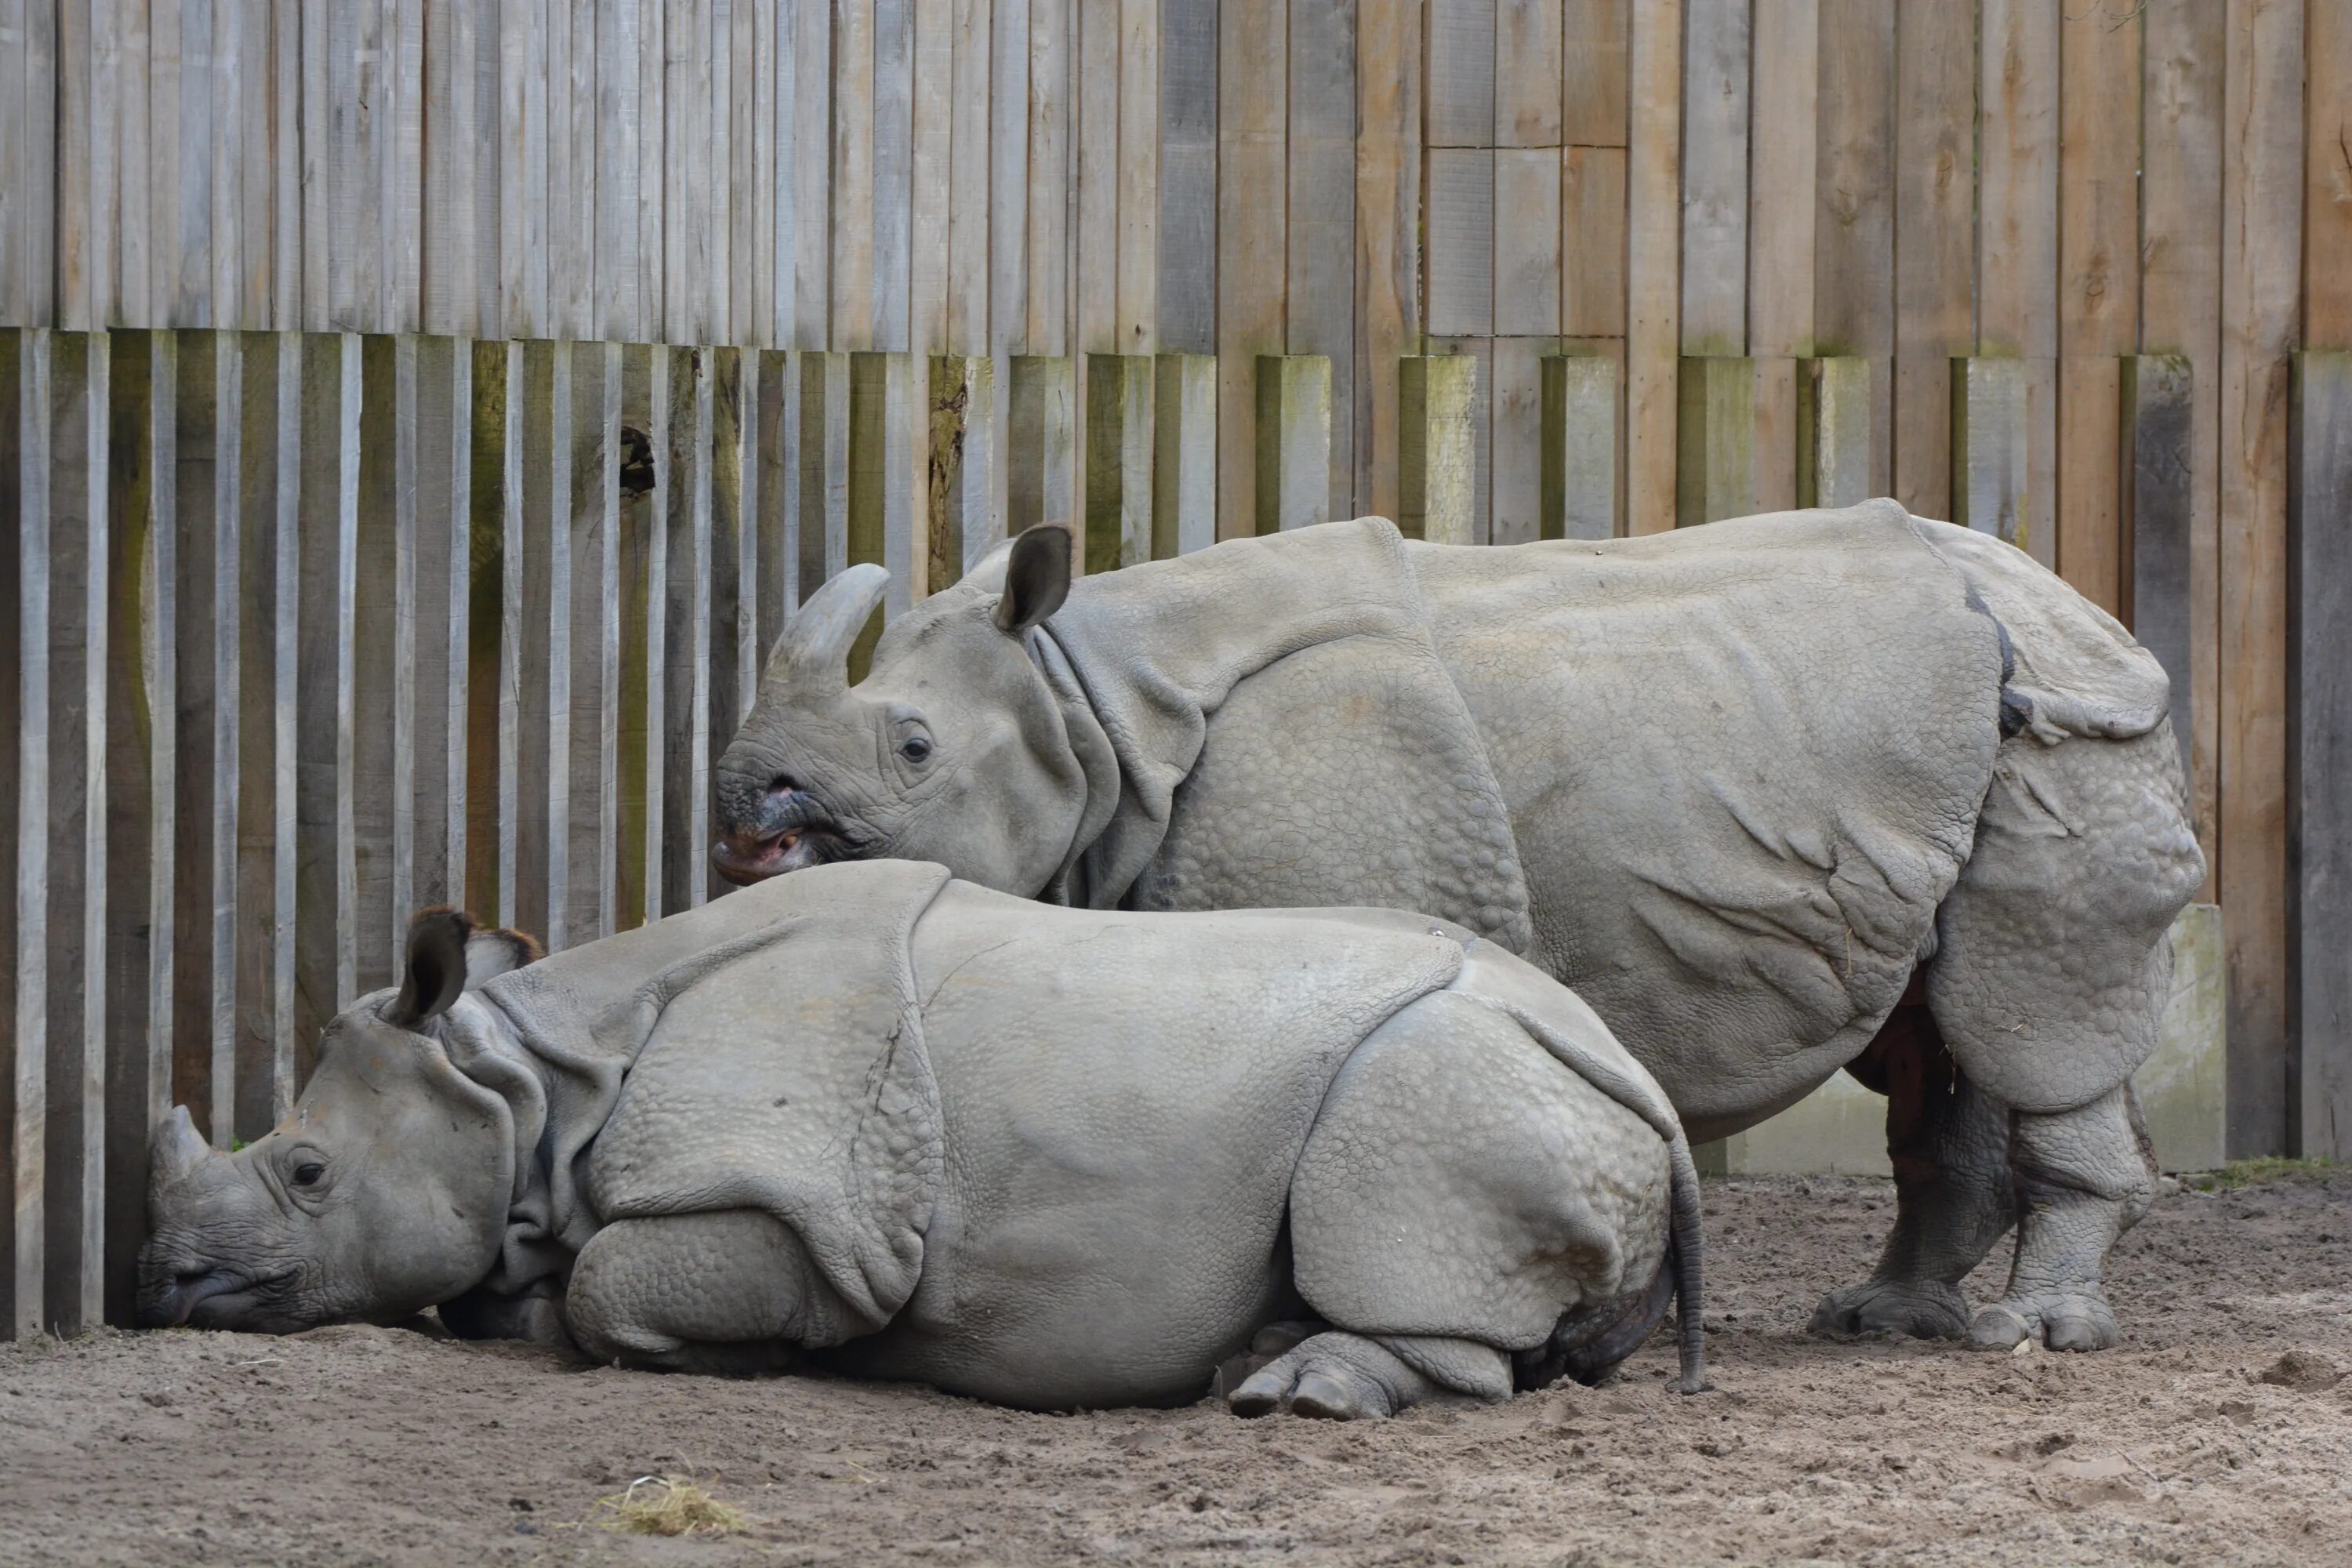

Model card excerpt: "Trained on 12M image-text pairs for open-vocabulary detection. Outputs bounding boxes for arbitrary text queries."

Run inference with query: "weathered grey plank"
[1680,0,1750,355]
[1798,356,1874,508]
[1156,0,1216,356]
[792,0,830,347]
[592,342,622,938]
[1355,0,1422,524]
[848,352,917,662]
[873,0,915,350]
[660,347,712,913]
[1009,356,1077,533]
[1116,0,1159,351]
[1677,356,1759,526]
[1425,0,1495,147]
[409,336,470,924]
[1541,352,1619,540]
[495,338,523,929]
[1024,0,1069,357]
[1951,356,2056,563]
[204,334,241,1140]
[1424,151,1494,339]
[798,350,851,600]
[10,330,50,1334]
[831,0,876,348]
[909,0,953,355]
[947,0,991,354]
[226,332,275,1145]
[927,354,996,590]
[1152,352,1215,557]
[1254,355,1330,534]
[350,336,401,989]
[1428,336,1494,543]
[2292,350,2352,1160]
[1077,0,1120,354]
[2125,355,2194,778]
[1400,354,1477,546]
[293,334,354,1076]
[1287,0,1356,514]
[1490,337,1548,545]
[1562,0,1629,147]
[1085,353,1153,573]
[989,0,1030,354]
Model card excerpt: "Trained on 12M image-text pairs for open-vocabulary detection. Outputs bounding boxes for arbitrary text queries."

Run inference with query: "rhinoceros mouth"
[137,1264,296,1330]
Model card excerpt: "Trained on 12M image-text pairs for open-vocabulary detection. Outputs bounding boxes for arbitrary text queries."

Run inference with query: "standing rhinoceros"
[139,861,1707,1414]
[710,500,2205,1355]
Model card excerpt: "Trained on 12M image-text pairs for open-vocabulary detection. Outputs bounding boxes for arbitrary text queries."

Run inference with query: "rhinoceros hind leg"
[1809,1007,2013,1342]
[568,1211,816,1374]
[1227,1330,1509,1420]
[1964,1083,2155,1352]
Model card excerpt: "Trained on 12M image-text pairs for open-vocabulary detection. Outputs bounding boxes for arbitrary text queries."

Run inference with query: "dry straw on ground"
[593,1474,751,1537]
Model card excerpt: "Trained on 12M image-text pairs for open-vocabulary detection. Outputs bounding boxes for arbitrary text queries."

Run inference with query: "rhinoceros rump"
[140,863,1707,1414]
[711,501,2206,1354]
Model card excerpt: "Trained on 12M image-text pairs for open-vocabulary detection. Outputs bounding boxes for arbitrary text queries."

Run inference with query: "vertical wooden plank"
[410,336,470,927]
[910,0,953,355]
[556,341,605,946]
[2309,1,2352,343]
[1354,0,1421,524]
[115,0,151,327]
[204,336,239,1140]
[849,352,919,633]
[2218,0,2305,1157]
[1076,0,1120,354]
[385,0,425,330]
[1490,338,1548,544]
[1561,146,1627,339]
[2059,355,2125,615]
[173,0,212,326]
[267,336,303,1126]
[1425,151,1494,339]
[705,349,742,754]
[791,0,828,347]
[423,0,475,336]
[1116,0,1158,353]
[235,1,272,326]
[731,352,760,719]
[1496,0,1563,147]
[1254,355,1330,534]
[0,336,20,1340]
[991,0,1030,354]
[1562,0,1630,147]
[948,0,992,354]
[661,348,711,913]
[1746,0,1816,359]
[2125,354,2195,775]
[508,340,553,944]
[10,331,49,1333]
[270,1,300,329]
[350,0,386,331]
[594,342,622,938]
[1625,0,1682,533]
[876,0,916,352]
[1893,0,1973,521]
[1980,0,2060,359]
[636,0,666,342]
[1287,0,1355,515]
[1428,336,1496,543]
[293,333,349,1075]
[1494,150,1563,339]
[1951,356,2058,564]
[54,0,94,328]
[1799,354,1874,508]
[612,346,651,929]
[638,346,673,920]
[151,0,186,328]
[1680,0,1749,356]
[1156,0,1215,356]
[1399,353,1477,546]
[1152,353,1214,557]
[1541,352,1620,539]
[797,350,851,596]
[209,0,241,328]
[1025,0,1069,356]
[1425,0,1495,147]
[1008,355,1076,529]
[597,0,641,339]
[2292,351,2352,1159]
[726,0,754,345]
[494,338,522,929]
[1677,356,1757,525]
[227,332,276,1144]
[1084,354,1152,572]
[1813,0,1893,493]
[349,336,404,989]
[927,354,996,588]
[2143,0,2227,898]
[296,0,324,330]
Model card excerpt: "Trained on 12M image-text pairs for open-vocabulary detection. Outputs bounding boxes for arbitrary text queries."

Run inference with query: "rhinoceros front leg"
[1228,1330,1511,1420]
[1810,1008,2016,1341]
[565,1211,811,1376]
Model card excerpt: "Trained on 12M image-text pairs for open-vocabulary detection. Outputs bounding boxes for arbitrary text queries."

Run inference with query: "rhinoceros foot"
[1965,1292,2122,1353]
[1807,1278,1971,1341]
[1227,1330,1507,1421]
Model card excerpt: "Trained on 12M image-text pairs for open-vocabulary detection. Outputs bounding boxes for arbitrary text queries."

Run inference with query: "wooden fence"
[3,0,2350,1338]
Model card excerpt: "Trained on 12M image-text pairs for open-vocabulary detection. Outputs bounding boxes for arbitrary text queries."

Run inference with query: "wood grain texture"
[1980,0,2060,356]
[1893,0,1973,521]
[2,336,22,1337]
[1746,0,1816,358]
[1541,351,1618,539]
[2308,0,2352,343]
[1399,354,1477,545]
[1425,150,1495,339]
[1354,0,1421,525]
[1286,0,1354,516]
[1152,351,1214,556]
[1008,354,1076,532]
[1680,0,1749,356]
[909,0,953,355]
[1951,355,2056,561]
[1024,0,1069,357]
[1115,0,1157,353]
[1561,146,1627,339]
[1077,0,1120,354]
[1428,336,1493,543]
[989,0,1029,354]
[1425,0,1495,148]
[1156,0,1215,357]
[1489,337,1548,544]
[1254,354,1330,533]
[2218,0,2304,1157]
[1813,0,1893,499]
[1214,1,1283,541]
[1677,356,1758,525]
[1494,150,1562,338]
[874,0,916,353]
[948,0,993,355]
[11,331,50,1331]
[797,350,850,600]
[1495,0,1563,147]
[2142,0,2225,898]
[832,0,876,349]
[2058,354,2124,614]
[927,354,994,586]
[1084,351,1152,572]
[2292,350,2352,1158]
[1562,0,1630,147]
[792,0,830,349]
[1625,0,1681,533]
[1799,354,1873,508]
[2124,354,2195,776]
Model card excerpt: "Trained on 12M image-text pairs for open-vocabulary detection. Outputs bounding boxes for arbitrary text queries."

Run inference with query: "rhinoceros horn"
[766,563,891,696]
[148,1105,212,1196]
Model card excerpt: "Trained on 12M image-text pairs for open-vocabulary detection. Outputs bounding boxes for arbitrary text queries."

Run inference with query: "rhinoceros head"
[137,911,540,1334]
[711,523,1088,894]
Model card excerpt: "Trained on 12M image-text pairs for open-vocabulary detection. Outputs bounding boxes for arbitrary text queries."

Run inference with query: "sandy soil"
[7,1171,2350,1568]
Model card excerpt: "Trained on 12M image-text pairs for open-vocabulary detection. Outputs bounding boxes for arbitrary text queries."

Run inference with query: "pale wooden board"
[846,355,909,669]
[797,351,851,597]
[495,339,523,928]
[2217,0,2305,1157]
[409,336,470,921]
[116,0,152,327]
[1254,354,1331,533]
[1076,0,1120,353]
[1892,0,1972,521]
[793,0,830,348]
[1009,354,1076,532]
[875,0,916,351]
[496,0,528,335]
[1951,356,2030,550]
[612,346,655,927]
[1677,356,1758,525]
[1624,0,1680,534]
[948,0,993,354]
[1425,0,1494,148]
[1214,1,1283,541]
[1562,0,1629,147]
[2058,354,2124,616]
[637,0,669,342]
[990,0,1029,354]
[1679,0,1749,356]
[599,0,643,340]
[909,0,953,355]
[667,0,714,347]
[1560,146,1626,339]
[2292,350,2352,1158]
[728,0,756,344]
[1151,352,1214,557]
[1156,0,1216,358]
[1798,354,1873,508]
[1540,350,1621,539]
[205,336,241,1140]
[2124,354,2194,779]
[1978,0,2060,356]
[1428,337,1494,543]
[9,332,48,1331]
[1495,0,1563,147]
[209,0,239,327]
[1353,0,1421,524]
[177,0,213,326]
[1399,353,1476,546]
[751,0,780,343]
[2142,0,2224,897]
[1287,0,1356,516]
[53,0,93,328]
[1424,150,1494,339]
[1494,149,1562,339]
[754,348,791,633]
[423,0,476,336]
[1489,338,1548,544]
[74,334,111,1326]
[1025,0,1069,356]
[1115,0,1158,353]
[1813,0,1893,498]
[151,0,185,329]
[2309,1,2352,344]
[704,349,743,836]
[387,0,425,331]
[542,341,579,950]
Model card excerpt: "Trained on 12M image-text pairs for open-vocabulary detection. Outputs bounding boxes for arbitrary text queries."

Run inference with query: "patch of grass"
[2183,1156,2339,1192]
[592,1475,751,1537]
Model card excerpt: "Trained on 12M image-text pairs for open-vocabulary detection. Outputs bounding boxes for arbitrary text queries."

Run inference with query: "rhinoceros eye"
[291,1162,325,1189]
[898,734,932,764]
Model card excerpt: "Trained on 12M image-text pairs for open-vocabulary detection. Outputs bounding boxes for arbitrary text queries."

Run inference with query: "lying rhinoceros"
[139,860,1705,1414]
[709,500,2206,1355]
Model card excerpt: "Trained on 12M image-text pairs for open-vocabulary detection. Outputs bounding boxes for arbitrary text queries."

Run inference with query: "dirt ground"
[6,1171,2350,1568]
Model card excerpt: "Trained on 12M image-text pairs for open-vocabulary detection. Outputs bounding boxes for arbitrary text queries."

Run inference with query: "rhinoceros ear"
[463,925,543,988]
[765,563,891,695]
[993,522,1071,635]
[387,908,473,1029]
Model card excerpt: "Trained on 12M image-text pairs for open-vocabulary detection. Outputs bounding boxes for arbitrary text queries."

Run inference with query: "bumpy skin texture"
[710,500,2206,1349]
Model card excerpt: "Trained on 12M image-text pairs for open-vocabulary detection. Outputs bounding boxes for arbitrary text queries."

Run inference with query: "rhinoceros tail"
[1665,1127,1711,1396]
